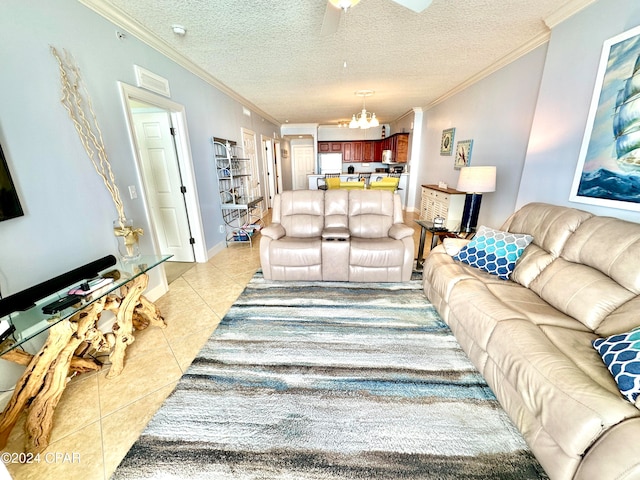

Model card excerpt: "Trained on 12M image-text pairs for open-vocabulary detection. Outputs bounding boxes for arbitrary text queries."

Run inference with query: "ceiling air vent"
[134,65,171,98]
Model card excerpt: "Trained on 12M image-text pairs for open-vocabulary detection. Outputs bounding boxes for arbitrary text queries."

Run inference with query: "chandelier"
[349,90,379,129]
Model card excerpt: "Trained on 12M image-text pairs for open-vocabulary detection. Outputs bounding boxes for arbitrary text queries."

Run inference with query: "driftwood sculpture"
[0,273,166,453]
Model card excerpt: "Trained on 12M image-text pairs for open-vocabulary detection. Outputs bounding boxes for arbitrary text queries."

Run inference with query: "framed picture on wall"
[454,140,473,169]
[569,25,640,211]
[440,128,455,155]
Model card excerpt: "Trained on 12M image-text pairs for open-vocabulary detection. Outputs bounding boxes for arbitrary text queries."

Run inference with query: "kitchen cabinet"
[318,142,344,153]
[318,133,409,164]
[342,142,352,162]
[373,140,383,162]
[363,141,374,162]
[394,133,409,163]
[352,141,363,162]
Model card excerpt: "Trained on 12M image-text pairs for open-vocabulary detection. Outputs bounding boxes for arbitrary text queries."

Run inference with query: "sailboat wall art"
[570,25,640,212]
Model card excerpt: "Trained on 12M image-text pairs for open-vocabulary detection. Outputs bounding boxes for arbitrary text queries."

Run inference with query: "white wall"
[518,0,640,223]
[317,125,387,141]
[0,0,279,294]
[417,45,548,228]
[0,0,278,393]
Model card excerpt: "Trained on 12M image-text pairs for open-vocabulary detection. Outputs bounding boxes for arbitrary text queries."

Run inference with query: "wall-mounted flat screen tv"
[0,143,24,222]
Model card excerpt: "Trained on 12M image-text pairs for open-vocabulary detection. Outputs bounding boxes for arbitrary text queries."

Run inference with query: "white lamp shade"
[358,109,369,128]
[456,166,496,193]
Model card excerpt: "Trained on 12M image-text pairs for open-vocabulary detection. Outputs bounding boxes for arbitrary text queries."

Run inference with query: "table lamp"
[456,166,496,232]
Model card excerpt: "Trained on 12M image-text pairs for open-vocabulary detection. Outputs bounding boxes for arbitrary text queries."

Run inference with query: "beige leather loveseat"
[422,202,640,480]
[260,189,414,282]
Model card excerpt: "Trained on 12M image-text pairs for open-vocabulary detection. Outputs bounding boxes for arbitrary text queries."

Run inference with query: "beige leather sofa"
[260,189,414,282]
[422,202,640,480]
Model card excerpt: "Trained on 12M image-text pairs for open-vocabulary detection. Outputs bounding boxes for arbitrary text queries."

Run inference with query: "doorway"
[291,144,315,190]
[262,136,278,207]
[119,83,207,263]
[241,128,266,216]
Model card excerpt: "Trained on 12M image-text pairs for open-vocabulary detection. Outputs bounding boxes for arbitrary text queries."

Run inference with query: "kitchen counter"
[307,173,410,208]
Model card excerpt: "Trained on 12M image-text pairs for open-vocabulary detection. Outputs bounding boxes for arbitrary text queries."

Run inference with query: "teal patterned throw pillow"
[593,328,640,404]
[452,225,533,280]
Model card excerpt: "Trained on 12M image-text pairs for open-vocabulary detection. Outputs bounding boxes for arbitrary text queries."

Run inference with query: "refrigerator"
[319,153,343,174]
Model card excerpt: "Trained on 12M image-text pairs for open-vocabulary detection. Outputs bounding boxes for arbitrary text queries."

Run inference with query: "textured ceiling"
[88,0,595,126]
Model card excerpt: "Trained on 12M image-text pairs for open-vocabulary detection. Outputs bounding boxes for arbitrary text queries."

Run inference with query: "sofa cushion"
[529,258,636,331]
[279,190,325,238]
[453,225,533,280]
[268,237,322,266]
[596,296,640,337]
[350,238,404,267]
[348,190,394,238]
[501,202,593,257]
[503,203,593,288]
[593,327,640,403]
[562,216,640,295]
[324,189,349,229]
[487,319,640,461]
[485,282,591,332]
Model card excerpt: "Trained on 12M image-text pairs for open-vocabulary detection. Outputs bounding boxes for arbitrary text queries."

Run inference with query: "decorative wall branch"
[51,47,142,254]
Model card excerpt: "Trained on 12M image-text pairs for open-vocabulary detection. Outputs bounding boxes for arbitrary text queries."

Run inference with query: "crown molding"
[426,0,596,111]
[544,0,598,29]
[427,31,551,109]
[77,0,282,126]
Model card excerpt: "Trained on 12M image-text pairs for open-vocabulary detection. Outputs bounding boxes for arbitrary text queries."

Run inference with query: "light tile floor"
[2,210,427,480]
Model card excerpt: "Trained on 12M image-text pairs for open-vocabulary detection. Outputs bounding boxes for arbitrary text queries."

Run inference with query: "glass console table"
[0,255,171,357]
[0,254,172,454]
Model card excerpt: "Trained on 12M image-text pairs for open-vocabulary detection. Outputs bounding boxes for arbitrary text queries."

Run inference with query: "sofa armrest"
[261,224,286,240]
[389,224,414,240]
[442,237,471,256]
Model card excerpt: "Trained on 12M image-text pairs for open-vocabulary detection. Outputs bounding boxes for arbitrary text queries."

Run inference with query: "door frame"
[118,82,207,263]
[261,136,275,208]
[273,139,283,194]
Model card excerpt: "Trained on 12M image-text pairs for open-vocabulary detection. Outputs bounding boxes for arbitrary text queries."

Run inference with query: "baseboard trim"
[208,241,227,260]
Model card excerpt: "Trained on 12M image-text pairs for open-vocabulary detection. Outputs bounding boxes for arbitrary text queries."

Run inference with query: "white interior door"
[292,145,315,190]
[133,110,194,262]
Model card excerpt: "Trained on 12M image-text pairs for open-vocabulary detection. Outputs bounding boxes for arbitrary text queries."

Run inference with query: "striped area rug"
[113,272,547,479]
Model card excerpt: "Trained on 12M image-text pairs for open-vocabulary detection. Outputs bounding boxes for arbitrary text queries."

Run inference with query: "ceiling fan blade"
[321,1,342,36]
[391,0,433,13]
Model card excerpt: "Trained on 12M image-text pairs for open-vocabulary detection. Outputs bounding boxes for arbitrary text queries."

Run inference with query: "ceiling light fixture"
[171,24,187,36]
[349,90,379,129]
[329,0,361,12]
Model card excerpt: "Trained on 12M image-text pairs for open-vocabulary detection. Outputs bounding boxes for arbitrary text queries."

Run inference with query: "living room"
[2,0,640,478]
